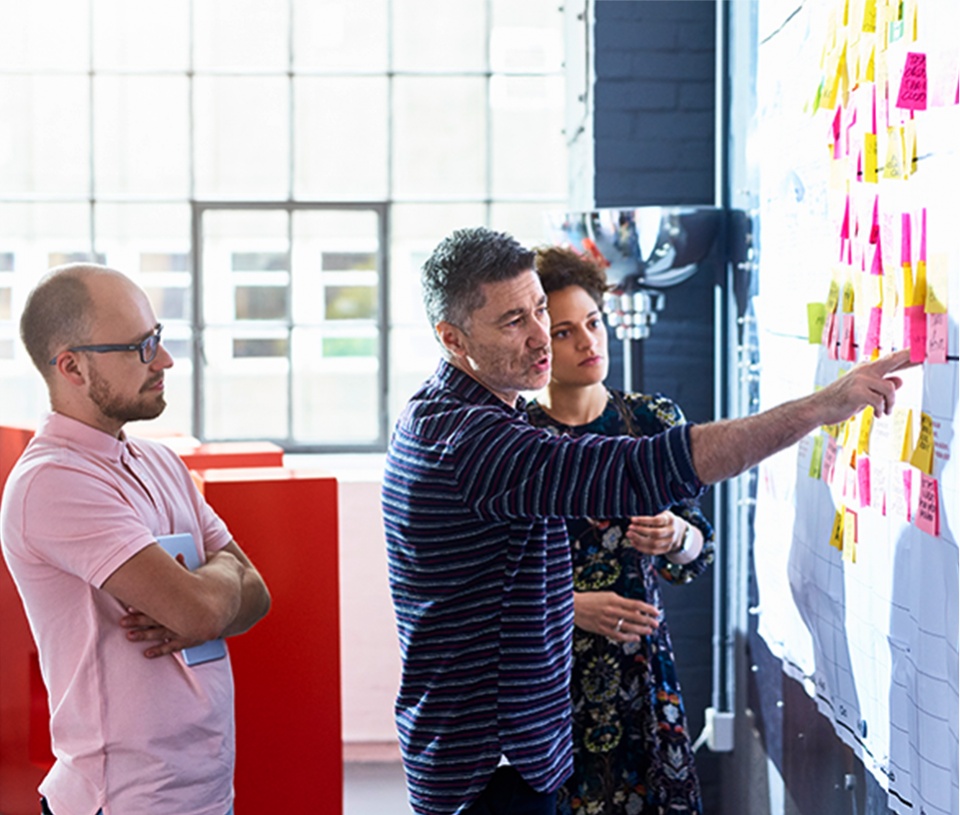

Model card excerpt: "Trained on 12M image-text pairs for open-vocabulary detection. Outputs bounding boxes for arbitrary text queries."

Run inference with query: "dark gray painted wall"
[592,1,721,810]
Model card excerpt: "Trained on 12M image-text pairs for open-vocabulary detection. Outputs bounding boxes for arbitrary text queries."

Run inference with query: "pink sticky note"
[840,194,851,239]
[870,242,883,275]
[901,212,911,264]
[903,469,913,522]
[827,312,839,360]
[915,473,940,536]
[864,306,882,356]
[897,52,928,111]
[857,455,871,507]
[821,436,838,484]
[840,313,857,361]
[905,305,926,362]
[832,106,843,159]
[869,196,880,244]
[927,313,948,363]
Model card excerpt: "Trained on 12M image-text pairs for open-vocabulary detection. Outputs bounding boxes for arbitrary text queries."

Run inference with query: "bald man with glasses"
[1,263,270,815]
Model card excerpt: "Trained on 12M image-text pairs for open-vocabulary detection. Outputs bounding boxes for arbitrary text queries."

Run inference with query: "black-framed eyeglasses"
[49,325,164,366]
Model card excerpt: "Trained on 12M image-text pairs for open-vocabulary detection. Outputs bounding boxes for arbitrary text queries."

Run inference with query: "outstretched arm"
[690,349,913,484]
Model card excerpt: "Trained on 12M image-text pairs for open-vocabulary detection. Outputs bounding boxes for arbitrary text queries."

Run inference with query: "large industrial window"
[0,0,566,450]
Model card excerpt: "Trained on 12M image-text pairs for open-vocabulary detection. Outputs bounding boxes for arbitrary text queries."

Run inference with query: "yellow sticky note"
[864,132,879,183]
[904,118,917,175]
[810,434,825,478]
[902,262,915,307]
[882,126,904,179]
[894,407,913,462]
[807,302,827,343]
[914,259,927,308]
[826,278,841,313]
[843,508,858,563]
[830,507,845,550]
[842,280,855,313]
[863,0,877,32]
[865,46,875,81]
[910,412,935,475]
[857,406,875,454]
[926,254,949,313]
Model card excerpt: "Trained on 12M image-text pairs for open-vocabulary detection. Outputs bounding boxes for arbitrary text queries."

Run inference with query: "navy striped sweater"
[382,361,704,815]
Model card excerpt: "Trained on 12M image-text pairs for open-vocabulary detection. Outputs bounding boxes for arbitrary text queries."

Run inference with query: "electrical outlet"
[705,707,735,752]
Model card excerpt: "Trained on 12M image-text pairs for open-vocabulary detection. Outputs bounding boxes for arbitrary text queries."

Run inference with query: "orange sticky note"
[915,474,940,536]
[896,52,927,110]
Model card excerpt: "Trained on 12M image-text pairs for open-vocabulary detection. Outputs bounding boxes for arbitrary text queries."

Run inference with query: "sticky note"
[864,306,882,356]
[914,259,927,308]
[856,456,871,507]
[830,507,845,550]
[927,313,948,363]
[826,278,841,312]
[843,508,858,563]
[904,305,926,362]
[893,408,913,462]
[902,262,915,307]
[841,280,855,312]
[915,474,940,536]
[864,133,879,183]
[857,405,874,454]
[807,303,827,343]
[822,435,839,484]
[925,254,948,313]
[902,469,913,521]
[826,312,839,359]
[882,126,904,178]
[809,434,825,479]
[896,52,927,110]
[909,412,934,475]
[862,0,877,32]
[840,313,857,361]
[905,118,917,174]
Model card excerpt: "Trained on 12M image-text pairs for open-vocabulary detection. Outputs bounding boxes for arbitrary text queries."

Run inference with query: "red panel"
[174,442,284,471]
[0,424,46,815]
[198,468,342,815]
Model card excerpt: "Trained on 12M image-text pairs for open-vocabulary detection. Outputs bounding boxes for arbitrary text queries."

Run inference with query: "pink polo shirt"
[0,412,236,815]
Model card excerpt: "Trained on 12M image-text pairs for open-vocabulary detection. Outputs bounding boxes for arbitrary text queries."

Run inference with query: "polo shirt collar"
[39,412,142,462]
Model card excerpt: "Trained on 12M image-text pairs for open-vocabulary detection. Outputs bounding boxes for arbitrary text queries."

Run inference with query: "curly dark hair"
[421,226,536,331]
[534,246,610,308]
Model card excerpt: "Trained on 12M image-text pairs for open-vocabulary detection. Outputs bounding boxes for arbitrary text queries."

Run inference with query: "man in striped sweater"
[381,227,910,815]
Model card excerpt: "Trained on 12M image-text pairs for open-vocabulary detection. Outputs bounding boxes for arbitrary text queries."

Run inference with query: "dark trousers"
[462,767,558,815]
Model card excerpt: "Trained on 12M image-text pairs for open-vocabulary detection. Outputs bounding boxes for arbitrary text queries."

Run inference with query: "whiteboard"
[749,1,959,813]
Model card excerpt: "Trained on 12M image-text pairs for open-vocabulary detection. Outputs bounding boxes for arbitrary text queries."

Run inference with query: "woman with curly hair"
[527,245,714,815]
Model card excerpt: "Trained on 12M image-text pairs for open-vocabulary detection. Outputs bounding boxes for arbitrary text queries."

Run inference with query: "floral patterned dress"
[527,390,714,815]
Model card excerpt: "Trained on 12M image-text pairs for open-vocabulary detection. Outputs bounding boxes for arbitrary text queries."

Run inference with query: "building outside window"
[0,0,567,451]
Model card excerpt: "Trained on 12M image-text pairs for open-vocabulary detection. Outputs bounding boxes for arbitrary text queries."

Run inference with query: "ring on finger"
[615,617,624,633]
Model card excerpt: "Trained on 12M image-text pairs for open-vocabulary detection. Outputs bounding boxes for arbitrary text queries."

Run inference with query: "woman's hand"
[573,590,660,642]
[625,510,684,555]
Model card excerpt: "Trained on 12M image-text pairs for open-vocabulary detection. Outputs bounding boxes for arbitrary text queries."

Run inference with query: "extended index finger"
[867,348,917,376]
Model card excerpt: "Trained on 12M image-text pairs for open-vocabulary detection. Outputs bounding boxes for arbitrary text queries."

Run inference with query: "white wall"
[291,454,402,760]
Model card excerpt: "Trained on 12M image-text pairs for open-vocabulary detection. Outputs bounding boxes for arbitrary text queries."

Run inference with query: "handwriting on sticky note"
[857,456,871,508]
[927,313,948,363]
[915,474,939,536]
[904,305,926,363]
[896,52,927,111]
[807,302,826,344]
[909,413,934,475]
[843,508,858,563]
